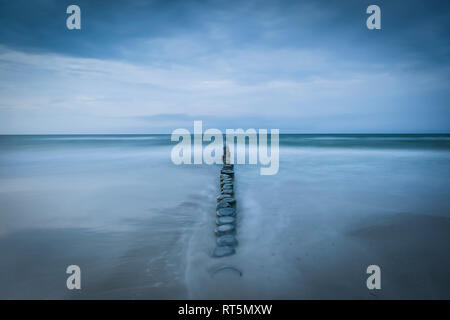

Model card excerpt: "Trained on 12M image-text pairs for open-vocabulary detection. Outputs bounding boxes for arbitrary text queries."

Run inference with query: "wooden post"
[213,144,237,258]
[222,145,230,165]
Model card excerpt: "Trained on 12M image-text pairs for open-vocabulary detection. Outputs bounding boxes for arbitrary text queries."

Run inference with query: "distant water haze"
[0,134,449,299]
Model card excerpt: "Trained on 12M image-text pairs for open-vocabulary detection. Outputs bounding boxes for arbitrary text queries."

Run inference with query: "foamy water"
[1,134,449,299]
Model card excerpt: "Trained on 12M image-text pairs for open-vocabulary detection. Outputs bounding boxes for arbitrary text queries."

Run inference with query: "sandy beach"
[1,135,449,299]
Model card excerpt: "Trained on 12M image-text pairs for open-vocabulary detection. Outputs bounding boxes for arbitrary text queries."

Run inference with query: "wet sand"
[1,135,449,299]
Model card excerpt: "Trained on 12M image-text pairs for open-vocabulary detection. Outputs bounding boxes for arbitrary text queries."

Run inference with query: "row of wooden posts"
[212,145,238,258]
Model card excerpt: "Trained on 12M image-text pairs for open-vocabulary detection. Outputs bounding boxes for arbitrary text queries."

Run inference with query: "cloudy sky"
[0,0,449,133]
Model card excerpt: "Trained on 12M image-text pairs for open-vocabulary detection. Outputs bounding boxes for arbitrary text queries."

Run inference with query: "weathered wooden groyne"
[212,145,238,258]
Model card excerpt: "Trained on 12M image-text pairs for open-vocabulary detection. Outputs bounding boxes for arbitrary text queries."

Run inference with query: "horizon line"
[1,132,449,136]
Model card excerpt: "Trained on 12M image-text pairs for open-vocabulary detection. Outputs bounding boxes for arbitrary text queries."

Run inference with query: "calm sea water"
[0,134,449,299]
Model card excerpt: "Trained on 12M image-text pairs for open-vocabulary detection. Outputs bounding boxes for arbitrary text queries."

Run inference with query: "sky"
[0,0,449,134]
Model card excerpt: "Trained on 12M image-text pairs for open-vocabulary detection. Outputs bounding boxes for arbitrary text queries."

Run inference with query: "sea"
[0,134,449,299]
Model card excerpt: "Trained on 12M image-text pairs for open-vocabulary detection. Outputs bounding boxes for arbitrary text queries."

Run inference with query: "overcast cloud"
[0,0,449,133]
